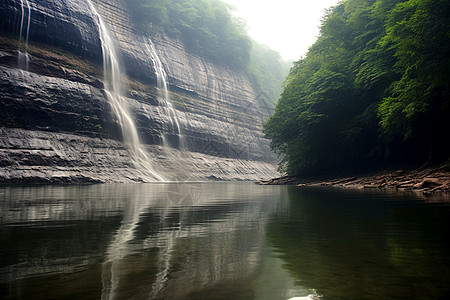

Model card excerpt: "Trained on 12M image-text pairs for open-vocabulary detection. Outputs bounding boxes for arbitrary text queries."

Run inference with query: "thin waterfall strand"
[146,40,183,148]
[18,0,31,70]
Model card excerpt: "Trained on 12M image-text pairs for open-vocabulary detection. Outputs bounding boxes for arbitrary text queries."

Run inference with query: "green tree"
[378,0,450,162]
[265,0,449,176]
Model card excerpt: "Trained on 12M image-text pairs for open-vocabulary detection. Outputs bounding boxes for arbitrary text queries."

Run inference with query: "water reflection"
[1,184,450,300]
[267,187,450,300]
[0,183,287,299]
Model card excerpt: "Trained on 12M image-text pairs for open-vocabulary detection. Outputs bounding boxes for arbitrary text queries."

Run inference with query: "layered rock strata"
[0,0,278,183]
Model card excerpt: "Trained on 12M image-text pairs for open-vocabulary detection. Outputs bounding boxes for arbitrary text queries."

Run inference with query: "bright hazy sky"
[222,0,340,61]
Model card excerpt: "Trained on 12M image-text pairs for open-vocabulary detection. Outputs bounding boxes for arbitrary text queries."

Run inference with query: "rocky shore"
[257,163,450,195]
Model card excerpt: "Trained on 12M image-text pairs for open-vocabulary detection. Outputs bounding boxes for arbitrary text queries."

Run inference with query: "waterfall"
[147,41,169,101]
[146,40,183,149]
[18,0,32,70]
[86,0,165,181]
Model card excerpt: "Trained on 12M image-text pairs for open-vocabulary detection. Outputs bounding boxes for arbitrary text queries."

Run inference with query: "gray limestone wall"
[0,0,278,183]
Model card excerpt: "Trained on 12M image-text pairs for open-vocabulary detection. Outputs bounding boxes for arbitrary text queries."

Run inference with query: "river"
[1,183,449,299]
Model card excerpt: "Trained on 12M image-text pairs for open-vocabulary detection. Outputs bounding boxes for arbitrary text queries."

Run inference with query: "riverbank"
[257,163,450,194]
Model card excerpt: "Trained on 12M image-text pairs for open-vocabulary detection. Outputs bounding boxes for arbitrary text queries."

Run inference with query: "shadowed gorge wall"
[0,0,278,183]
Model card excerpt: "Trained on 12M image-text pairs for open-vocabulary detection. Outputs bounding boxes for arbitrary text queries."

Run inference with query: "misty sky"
[222,0,340,61]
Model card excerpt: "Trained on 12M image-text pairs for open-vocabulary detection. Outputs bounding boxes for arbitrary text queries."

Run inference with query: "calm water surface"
[1,183,450,300]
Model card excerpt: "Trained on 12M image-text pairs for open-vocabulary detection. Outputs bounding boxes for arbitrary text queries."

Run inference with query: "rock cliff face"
[0,0,278,183]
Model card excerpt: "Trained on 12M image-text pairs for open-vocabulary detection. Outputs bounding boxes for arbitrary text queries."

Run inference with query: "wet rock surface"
[0,128,277,184]
[0,0,102,61]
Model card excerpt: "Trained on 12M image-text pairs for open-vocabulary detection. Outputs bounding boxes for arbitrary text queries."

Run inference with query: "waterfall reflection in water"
[1,184,450,300]
[0,183,300,299]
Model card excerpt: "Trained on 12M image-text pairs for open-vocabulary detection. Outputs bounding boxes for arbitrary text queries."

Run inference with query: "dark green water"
[0,183,449,300]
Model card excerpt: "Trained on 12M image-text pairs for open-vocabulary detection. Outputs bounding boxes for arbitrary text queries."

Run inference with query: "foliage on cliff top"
[248,41,292,106]
[128,0,290,105]
[128,0,250,68]
[264,0,450,175]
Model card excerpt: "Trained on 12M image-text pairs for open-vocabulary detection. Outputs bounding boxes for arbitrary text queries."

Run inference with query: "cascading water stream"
[18,0,32,70]
[146,40,183,149]
[86,0,165,182]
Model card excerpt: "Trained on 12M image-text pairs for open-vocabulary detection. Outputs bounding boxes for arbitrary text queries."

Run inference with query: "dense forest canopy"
[128,0,290,104]
[264,0,450,176]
